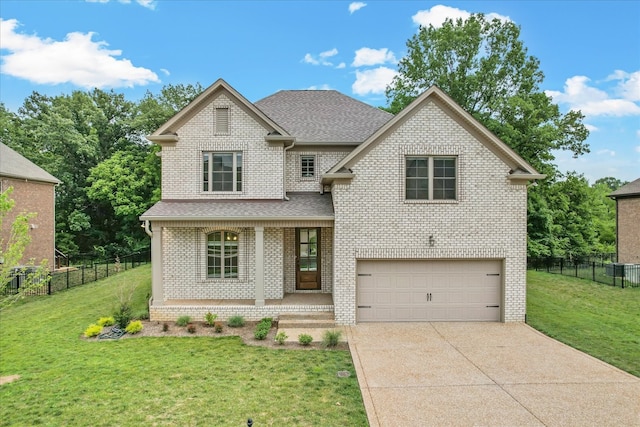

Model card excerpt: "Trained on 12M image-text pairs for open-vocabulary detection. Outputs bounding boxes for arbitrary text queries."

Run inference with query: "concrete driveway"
[346,323,640,427]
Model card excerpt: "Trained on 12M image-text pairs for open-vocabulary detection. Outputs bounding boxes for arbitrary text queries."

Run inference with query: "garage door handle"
[486,305,500,308]
[358,274,372,276]
[357,305,372,308]
[486,273,500,276]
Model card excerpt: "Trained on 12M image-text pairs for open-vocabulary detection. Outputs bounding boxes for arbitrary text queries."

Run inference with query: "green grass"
[0,265,367,426]
[527,270,640,377]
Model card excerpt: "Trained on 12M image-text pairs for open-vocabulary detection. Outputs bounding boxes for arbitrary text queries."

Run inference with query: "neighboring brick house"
[140,79,544,325]
[0,143,60,270]
[609,178,640,264]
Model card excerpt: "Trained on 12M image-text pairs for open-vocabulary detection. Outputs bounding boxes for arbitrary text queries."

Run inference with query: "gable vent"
[215,107,229,134]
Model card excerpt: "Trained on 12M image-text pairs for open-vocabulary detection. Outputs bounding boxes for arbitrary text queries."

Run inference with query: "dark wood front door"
[296,228,321,290]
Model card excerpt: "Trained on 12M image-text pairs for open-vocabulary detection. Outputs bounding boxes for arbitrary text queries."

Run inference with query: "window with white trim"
[207,231,238,278]
[405,156,456,200]
[203,152,242,192]
[301,155,315,178]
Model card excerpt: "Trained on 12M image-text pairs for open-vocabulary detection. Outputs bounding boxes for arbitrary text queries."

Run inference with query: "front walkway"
[346,322,640,427]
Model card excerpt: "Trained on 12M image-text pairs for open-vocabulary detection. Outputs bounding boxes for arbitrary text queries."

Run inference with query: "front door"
[296,228,321,290]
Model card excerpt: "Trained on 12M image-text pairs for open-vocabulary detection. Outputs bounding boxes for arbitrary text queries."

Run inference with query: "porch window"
[203,152,242,192]
[207,231,238,278]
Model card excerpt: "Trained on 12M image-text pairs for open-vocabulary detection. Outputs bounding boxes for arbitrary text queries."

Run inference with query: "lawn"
[527,270,640,377]
[0,265,368,426]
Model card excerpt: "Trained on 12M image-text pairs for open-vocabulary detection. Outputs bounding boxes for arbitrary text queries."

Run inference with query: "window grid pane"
[406,157,429,200]
[301,156,315,178]
[433,157,456,200]
[207,231,239,278]
[204,152,242,193]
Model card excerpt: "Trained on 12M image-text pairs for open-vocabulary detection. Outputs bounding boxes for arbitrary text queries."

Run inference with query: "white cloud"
[635,145,640,152]
[160,68,170,76]
[412,5,510,28]
[352,67,397,96]
[349,2,367,14]
[636,130,640,139]
[585,124,599,132]
[0,18,160,88]
[306,84,332,90]
[86,0,156,9]
[352,47,396,67]
[546,75,640,117]
[597,149,616,156]
[336,62,346,69]
[606,70,640,102]
[303,48,339,67]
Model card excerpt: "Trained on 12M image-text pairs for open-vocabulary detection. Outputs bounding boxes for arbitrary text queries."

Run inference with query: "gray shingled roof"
[0,143,60,184]
[140,192,334,220]
[609,178,640,198]
[254,90,393,143]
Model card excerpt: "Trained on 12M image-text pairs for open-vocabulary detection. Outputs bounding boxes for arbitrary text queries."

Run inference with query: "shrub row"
[254,317,272,340]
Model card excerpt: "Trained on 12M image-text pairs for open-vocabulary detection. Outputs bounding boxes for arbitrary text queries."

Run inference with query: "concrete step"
[278,312,335,328]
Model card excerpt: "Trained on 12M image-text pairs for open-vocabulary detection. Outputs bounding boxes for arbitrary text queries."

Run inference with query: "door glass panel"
[299,228,318,272]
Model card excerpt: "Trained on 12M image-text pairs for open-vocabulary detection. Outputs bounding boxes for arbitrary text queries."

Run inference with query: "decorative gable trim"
[326,86,544,183]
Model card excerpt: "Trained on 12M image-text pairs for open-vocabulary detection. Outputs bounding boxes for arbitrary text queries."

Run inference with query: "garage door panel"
[357,260,502,322]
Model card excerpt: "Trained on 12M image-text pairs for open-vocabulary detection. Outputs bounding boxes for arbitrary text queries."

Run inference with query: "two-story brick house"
[609,178,640,264]
[1,142,60,270]
[140,79,543,325]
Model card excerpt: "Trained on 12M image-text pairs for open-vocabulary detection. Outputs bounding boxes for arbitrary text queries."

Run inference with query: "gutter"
[139,215,334,222]
[142,220,153,237]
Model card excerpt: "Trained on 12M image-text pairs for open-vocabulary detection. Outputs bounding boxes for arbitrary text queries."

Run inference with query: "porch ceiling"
[140,192,334,221]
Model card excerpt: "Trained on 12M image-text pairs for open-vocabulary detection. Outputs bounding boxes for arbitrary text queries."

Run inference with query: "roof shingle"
[609,178,640,198]
[0,143,60,184]
[254,90,393,143]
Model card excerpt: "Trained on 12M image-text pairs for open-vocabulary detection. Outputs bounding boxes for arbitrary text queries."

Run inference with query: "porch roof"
[140,192,334,221]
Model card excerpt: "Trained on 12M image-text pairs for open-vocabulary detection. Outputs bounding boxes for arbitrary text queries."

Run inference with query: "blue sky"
[1,1,639,182]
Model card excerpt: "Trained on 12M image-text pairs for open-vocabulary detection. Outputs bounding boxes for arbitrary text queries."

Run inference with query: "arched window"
[207,231,238,278]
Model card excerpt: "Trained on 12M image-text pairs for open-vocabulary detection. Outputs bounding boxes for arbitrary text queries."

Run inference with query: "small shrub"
[298,334,313,346]
[253,317,272,340]
[204,312,218,327]
[228,315,245,327]
[214,321,224,333]
[162,322,169,332]
[275,331,288,345]
[97,316,115,327]
[322,329,342,348]
[187,323,197,334]
[84,324,103,338]
[113,304,132,328]
[125,320,143,334]
[176,316,191,327]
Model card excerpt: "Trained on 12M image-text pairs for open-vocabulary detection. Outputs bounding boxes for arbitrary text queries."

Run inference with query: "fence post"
[95,263,98,282]
[106,259,109,278]
[592,262,596,281]
[560,258,563,275]
[66,267,70,289]
[81,265,85,285]
[575,262,578,277]
[48,272,52,295]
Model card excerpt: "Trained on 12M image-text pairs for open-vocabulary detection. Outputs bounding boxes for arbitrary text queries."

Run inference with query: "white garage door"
[357,260,502,322]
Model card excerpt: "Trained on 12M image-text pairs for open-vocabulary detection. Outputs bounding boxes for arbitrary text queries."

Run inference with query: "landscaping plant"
[125,320,143,334]
[204,311,217,327]
[254,318,272,340]
[97,316,115,327]
[84,324,103,338]
[176,315,191,327]
[298,334,313,346]
[274,331,288,345]
[227,315,245,327]
[322,330,342,348]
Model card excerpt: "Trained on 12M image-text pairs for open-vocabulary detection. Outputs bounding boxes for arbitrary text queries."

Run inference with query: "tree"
[385,14,591,256]
[0,188,50,308]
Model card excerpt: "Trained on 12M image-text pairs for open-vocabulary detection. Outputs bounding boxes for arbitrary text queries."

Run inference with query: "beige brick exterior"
[331,101,528,324]
[0,177,56,269]
[617,197,640,263]
[147,85,532,326]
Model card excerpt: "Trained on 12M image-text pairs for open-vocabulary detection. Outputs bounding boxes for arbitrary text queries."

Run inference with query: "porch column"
[254,226,265,306]
[151,224,163,306]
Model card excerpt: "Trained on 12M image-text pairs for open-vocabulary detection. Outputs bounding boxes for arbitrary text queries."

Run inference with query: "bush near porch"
[526,270,640,377]
[0,265,367,426]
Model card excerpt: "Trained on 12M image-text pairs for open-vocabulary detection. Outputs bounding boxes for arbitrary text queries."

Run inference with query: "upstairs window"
[203,152,242,192]
[215,107,229,134]
[405,156,456,200]
[301,155,316,178]
[207,231,238,278]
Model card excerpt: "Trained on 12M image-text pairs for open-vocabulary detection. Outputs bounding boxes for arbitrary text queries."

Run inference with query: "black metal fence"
[528,257,640,288]
[4,248,151,296]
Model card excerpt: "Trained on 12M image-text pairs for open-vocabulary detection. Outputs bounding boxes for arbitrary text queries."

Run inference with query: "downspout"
[143,220,153,237]
[282,140,296,201]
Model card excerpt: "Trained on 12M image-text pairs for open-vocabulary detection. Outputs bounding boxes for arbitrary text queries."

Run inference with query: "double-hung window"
[301,155,315,178]
[203,152,242,192]
[207,231,238,278]
[405,156,456,200]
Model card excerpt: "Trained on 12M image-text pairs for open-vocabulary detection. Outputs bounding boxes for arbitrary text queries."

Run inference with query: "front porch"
[150,293,334,322]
